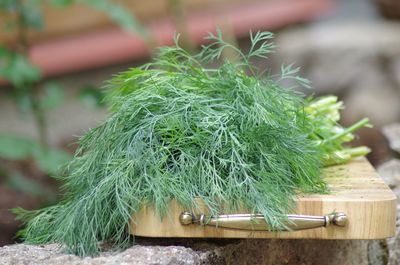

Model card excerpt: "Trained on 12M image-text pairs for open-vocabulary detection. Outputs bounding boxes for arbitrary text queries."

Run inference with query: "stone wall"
[0,240,382,265]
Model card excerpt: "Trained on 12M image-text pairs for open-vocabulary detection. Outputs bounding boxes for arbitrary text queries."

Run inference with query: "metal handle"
[179,212,347,231]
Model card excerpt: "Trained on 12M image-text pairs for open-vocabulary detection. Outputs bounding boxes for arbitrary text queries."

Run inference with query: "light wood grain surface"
[130,157,397,239]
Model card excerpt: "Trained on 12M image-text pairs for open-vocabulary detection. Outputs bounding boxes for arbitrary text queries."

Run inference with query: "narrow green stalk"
[30,91,48,150]
[327,118,371,143]
[14,0,48,150]
[346,146,371,157]
[305,96,338,113]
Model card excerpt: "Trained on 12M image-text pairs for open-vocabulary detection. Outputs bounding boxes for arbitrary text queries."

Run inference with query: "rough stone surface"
[377,131,400,265]
[0,244,201,265]
[0,239,377,265]
[388,205,400,265]
[368,240,389,265]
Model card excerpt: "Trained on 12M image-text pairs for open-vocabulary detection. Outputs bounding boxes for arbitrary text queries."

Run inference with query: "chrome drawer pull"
[179,212,347,231]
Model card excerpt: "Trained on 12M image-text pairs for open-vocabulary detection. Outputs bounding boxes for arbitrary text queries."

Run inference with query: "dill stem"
[30,89,48,150]
[326,118,371,143]
[346,146,371,157]
[306,96,338,112]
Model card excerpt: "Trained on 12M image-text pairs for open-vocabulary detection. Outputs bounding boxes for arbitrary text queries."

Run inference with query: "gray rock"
[390,57,400,91]
[342,86,400,127]
[380,128,400,265]
[0,244,202,265]
[274,22,400,105]
[0,239,378,265]
[383,123,400,154]
[278,21,400,127]
[388,205,400,265]
[368,240,388,265]
[377,159,400,189]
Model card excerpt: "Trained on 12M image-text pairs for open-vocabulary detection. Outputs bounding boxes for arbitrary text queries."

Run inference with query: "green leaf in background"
[0,47,8,57]
[14,91,32,115]
[77,86,105,109]
[49,0,74,7]
[0,135,71,174]
[0,135,35,160]
[32,147,71,175]
[0,0,17,10]
[3,20,17,32]
[21,0,44,31]
[40,82,65,110]
[81,0,149,38]
[0,50,41,88]
[6,171,53,198]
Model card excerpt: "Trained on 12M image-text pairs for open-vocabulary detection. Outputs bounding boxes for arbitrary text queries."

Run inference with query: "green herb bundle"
[14,31,370,256]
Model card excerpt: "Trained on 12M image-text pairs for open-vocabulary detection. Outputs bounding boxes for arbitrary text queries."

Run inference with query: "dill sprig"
[14,31,369,256]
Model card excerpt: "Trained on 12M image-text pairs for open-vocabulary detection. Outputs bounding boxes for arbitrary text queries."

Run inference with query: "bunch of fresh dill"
[14,31,370,256]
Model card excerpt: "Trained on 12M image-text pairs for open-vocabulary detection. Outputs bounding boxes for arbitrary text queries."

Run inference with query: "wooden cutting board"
[130,157,397,239]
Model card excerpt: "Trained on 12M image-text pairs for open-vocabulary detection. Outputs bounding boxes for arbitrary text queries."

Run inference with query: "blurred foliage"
[0,135,38,160]
[0,48,41,87]
[0,0,145,197]
[0,134,70,178]
[0,167,56,201]
[77,86,106,108]
[83,0,150,39]
[40,82,65,110]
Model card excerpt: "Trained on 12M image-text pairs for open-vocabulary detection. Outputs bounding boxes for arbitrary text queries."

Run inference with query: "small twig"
[15,0,48,150]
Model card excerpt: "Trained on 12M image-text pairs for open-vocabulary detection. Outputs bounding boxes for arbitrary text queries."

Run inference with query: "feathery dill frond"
[15,31,369,256]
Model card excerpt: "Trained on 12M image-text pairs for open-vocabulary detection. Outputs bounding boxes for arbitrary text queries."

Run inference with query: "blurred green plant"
[77,85,106,109]
[0,165,56,201]
[0,0,148,195]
